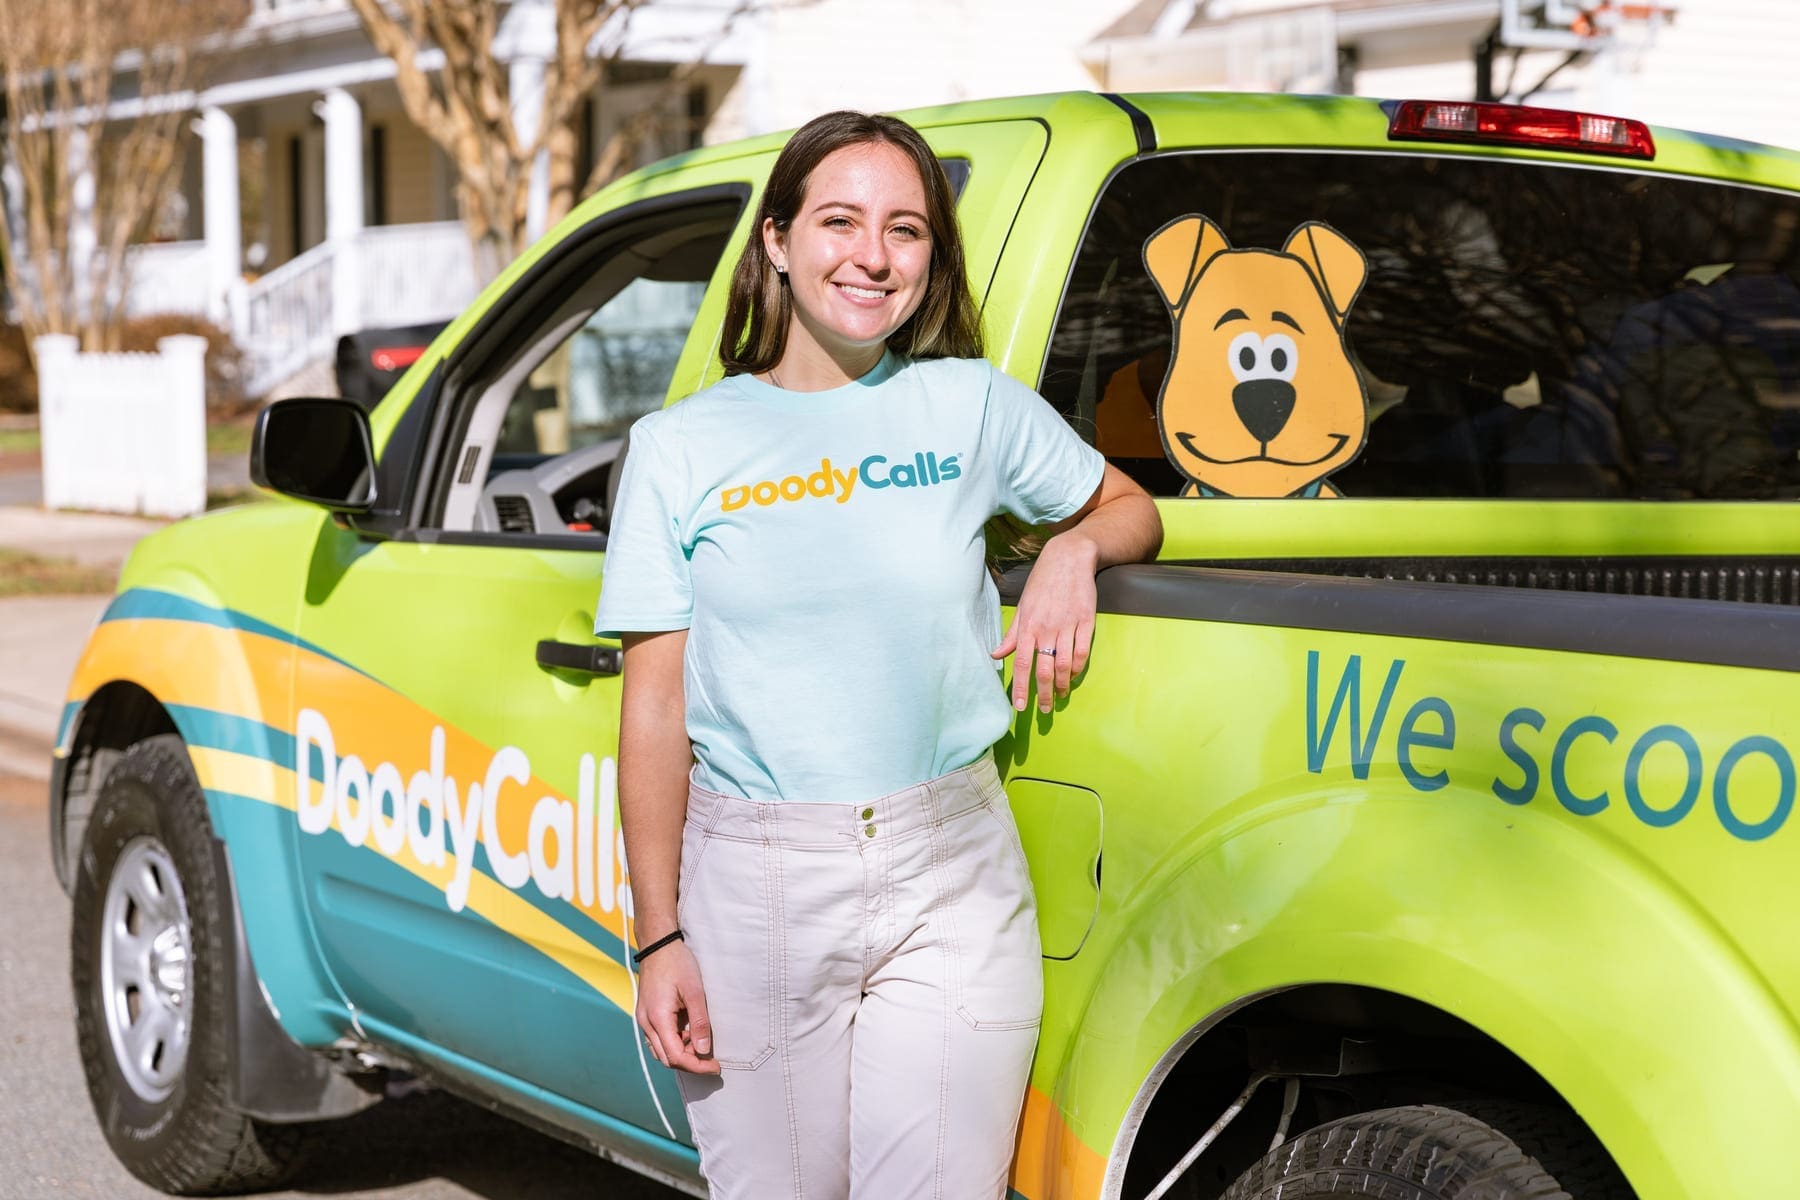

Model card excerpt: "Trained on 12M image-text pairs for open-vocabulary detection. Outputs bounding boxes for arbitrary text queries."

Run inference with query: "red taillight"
[1388,100,1655,160]
[371,345,427,372]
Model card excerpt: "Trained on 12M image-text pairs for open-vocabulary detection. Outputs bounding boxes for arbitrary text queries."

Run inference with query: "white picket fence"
[36,334,209,518]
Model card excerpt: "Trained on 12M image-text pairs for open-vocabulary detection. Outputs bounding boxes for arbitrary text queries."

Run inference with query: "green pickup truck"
[50,91,1800,1199]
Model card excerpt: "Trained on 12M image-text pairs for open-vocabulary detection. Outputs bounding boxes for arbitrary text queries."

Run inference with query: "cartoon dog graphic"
[1144,216,1370,497]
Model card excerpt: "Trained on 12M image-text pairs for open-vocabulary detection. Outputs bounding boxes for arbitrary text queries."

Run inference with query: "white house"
[1084,0,1800,148]
[120,0,761,397]
[64,0,1800,398]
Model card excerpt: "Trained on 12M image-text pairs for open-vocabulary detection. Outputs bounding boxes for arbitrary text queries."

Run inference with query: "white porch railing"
[242,239,337,398]
[239,221,478,397]
[108,223,480,397]
[124,240,212,317]
[36,333,208,517]
[357,221,479,330]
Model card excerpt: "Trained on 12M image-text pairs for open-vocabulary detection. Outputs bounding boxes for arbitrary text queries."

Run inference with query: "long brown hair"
[719,110,985,374]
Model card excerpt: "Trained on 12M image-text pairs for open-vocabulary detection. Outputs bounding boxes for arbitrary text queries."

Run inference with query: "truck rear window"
[1042,151,1800,500]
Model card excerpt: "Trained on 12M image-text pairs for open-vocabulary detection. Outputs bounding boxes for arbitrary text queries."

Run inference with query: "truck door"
[288,178,750,1143]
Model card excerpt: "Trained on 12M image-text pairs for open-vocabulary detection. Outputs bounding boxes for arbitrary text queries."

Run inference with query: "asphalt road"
[0,771,685,1199]
[0,454,40,506]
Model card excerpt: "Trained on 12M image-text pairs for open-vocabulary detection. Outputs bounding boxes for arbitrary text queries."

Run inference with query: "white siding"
[1064,0,1800,152]
[712,0,1117,139]
[383,121,450,226]
[1608,0,1800,151]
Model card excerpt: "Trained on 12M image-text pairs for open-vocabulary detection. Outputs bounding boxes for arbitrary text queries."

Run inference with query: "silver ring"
[1039,646,1057,654]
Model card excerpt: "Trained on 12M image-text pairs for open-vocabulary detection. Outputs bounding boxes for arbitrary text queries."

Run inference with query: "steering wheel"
[472,436,624,537]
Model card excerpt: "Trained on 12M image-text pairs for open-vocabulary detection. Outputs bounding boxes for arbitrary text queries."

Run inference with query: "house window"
[367,123,387,226]
[287,135,303,259]
[1335,43,1360,94]
[685,84,706,152]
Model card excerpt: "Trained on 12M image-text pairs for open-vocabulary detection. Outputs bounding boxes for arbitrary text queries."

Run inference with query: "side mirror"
[251,397,377,512]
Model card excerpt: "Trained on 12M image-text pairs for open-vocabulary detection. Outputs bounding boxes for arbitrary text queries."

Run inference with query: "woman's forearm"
[1050,463,1163,570]
[618,629,693,944]
[1052,491,1162,570]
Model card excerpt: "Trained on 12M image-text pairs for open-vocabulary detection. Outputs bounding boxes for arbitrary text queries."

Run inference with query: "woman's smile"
[833,282,893,303]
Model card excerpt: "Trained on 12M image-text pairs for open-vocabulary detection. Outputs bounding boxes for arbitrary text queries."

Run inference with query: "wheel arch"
[53,579,364,1104]
[1068,791,1800,1200]
[52,678,177,894]
[1109,982,1611,1199]
[66,717,381,1123]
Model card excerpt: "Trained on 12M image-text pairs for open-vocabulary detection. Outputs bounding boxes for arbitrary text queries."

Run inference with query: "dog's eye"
[1264,333,1298,382]
[1228,331,1262,382]
[1228,331,1300,383]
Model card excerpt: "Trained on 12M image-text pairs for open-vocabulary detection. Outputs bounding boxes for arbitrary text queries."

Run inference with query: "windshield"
[1042,150,1800,499]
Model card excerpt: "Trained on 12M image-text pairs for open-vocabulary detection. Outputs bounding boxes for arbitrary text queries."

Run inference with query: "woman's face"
[764,140,933,366]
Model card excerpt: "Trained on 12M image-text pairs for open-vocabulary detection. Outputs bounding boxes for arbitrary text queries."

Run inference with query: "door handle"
[536,639,622,676]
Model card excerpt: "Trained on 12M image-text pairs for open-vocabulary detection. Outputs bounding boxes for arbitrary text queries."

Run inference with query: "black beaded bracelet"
[631,929,685,964]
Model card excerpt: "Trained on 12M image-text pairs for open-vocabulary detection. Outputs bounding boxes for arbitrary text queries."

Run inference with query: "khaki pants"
[675,755,1043,1199]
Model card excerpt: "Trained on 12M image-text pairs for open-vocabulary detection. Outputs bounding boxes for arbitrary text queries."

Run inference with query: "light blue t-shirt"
[594,352,1105,803]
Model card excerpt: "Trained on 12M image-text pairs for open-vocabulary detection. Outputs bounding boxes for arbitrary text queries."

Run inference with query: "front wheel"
[1222,1102,1631,1200]
[70,734,308,1193]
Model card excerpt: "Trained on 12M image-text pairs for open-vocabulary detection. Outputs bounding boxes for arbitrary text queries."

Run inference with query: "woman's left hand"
[992,531,1100,713]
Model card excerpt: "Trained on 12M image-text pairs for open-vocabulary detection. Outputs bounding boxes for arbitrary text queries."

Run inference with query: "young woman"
[596,110,1162,1198]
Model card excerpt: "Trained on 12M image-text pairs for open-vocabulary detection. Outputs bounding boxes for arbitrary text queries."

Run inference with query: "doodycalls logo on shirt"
[721,452,961,512]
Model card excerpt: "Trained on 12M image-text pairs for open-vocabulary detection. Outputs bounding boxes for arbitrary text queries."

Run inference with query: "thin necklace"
[768,367,784,390]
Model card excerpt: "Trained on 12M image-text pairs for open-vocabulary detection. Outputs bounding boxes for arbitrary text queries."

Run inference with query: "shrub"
[0,324,36,414]
[0,314,251,417]
[119,313,252,416]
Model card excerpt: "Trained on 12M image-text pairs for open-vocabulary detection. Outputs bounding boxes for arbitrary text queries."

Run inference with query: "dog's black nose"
[1232,380,1297,445]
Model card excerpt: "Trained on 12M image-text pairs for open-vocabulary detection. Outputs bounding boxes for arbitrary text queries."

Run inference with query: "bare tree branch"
[0,0,244,354]
[351,0,791,281]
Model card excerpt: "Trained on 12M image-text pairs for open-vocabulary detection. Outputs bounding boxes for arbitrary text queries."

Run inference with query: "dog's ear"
[1143,214,1231,314]
[1283,222,1367,324]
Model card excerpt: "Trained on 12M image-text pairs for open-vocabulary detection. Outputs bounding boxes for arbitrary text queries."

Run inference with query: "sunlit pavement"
[0,772,684,1200]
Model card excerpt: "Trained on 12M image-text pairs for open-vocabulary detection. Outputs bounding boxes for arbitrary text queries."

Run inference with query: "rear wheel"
[71,734,308,1194]
[1222,1102,1631,1200]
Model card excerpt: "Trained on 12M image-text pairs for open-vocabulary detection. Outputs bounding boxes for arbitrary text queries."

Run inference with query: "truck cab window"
[431,199,741,539]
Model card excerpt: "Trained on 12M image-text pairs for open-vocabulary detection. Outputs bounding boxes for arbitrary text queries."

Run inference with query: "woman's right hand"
[636,941,718,1074]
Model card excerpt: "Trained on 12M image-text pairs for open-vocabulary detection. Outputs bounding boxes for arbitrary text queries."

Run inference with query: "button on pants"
[675,755,1043,1199]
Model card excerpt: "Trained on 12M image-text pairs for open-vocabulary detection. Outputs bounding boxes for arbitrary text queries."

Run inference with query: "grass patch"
[0,428,39,454]
[205,486,262,511]
[206,420,254,459]
[0,423,251,459]
[0,548,115,596]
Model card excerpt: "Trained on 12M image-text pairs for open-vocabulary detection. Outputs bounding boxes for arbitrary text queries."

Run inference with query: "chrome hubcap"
[100,838,193,1102]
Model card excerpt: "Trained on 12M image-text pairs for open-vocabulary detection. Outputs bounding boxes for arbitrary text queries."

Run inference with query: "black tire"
[1448,1101,1635,1200]
[1221,1102,1624,1200]
[71,734,308,1194]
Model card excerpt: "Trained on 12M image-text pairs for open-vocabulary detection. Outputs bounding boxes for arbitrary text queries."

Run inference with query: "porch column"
[0,150,25,309]
[503,0,555,243]
[319,87,364,336]
[512,56,550,243]
[68,127,97,319]
[200,106,242,329]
